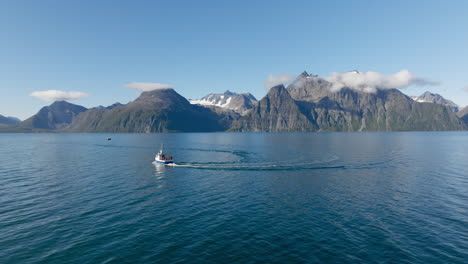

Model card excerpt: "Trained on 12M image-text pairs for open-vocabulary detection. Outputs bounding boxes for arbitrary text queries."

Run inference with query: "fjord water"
[0,133,467,263]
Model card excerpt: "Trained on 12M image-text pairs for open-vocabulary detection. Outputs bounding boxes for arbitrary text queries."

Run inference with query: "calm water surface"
[0,133,467,263]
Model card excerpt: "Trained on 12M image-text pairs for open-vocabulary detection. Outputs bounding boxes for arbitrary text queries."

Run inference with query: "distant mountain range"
[0,115,20,125]
[1,71,467,132]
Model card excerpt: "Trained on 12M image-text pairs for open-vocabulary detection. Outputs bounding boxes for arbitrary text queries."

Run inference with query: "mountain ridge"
[1,72,467,133]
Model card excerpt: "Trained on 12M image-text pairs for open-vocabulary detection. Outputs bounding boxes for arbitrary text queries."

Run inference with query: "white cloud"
[30,90,89,101]
[264,73,293,90]
[124,82,172,92]
[463,86,468,92]
[324,70,438,93]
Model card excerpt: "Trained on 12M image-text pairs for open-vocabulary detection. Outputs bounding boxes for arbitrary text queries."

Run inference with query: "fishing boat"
[154,146,174,164]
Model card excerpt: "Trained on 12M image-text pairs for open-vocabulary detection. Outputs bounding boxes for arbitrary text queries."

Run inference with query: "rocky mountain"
[232,72,466,132]
[15,101,88,131]
[230,85,316,132]
[287,71,331,102]
[0,115,20,125]
[190,90,257,115]
[199,105,240,130]
[411,91,459,112]
[67,88,233,132]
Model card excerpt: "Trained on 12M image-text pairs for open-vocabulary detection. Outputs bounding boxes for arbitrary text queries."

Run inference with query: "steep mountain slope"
[0,115,20,125]
[457,107,468,125]
[198,105,240,130]
[230,85,317,132]
[17,101,87,131]
[412,91,459,112]
[67,88,232,132]
[190,90,257,115]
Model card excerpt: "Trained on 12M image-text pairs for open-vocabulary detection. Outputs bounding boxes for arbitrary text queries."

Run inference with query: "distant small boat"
[155,145,174,164]
[107,137,112,140]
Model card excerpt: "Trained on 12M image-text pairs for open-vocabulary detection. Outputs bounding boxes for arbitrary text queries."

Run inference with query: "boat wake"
[152,147,343,171]
[155,156,343,171]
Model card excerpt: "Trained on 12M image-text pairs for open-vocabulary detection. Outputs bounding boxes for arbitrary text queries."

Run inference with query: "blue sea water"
[0,132,467,263]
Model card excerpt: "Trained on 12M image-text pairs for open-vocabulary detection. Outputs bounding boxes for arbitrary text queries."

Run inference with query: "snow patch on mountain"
[190,91,257,115]
[191,96,232,108]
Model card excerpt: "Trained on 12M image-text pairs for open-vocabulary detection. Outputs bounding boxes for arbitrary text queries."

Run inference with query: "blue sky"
[1,0,468,119]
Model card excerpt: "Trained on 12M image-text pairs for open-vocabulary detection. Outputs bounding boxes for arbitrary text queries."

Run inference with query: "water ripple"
[0,133,467,263]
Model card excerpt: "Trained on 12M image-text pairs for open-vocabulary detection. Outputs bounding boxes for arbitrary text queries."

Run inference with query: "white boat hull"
[155,159,174,164]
